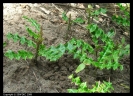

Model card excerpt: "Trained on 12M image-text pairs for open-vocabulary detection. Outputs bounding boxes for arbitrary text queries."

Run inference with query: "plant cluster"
[86,5,107,24]
[67,74,114,93]
[4,3,130,93]
[112,3,130,27]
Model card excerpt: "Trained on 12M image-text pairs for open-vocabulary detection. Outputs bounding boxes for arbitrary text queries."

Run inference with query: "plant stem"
[34,26,43,64]
[66,14,72,41]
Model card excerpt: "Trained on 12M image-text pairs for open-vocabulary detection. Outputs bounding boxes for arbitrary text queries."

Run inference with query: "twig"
[52,3,64,13]
[32,70,42,92]
[55,88,59,93]
[32,70,38,81]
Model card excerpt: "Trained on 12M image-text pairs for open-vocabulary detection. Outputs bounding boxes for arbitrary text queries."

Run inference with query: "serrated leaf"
[92,37,98,44]
[4,50,14,60]
[90,24,97,33]
[113,63,119,70]
[23,16,40,32]
[27,52,34,59]
[80,54,87,62]
[58,44,65,54]
[27,40,36,47]
[14,53,21,60]
[75,63,85,73]
[74,52,82,59]
[113,51,119,63]
[26,27,38,39]
[95,30,101,38]
[12,33,20,42]
[20,36,26,44]
[76,40,82,48]
[67,42,75,52]
[101,35,107,42]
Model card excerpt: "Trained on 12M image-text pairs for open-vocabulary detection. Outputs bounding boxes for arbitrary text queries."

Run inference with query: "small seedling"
[67,74,114,93]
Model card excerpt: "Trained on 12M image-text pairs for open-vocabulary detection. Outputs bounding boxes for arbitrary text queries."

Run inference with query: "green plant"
[86,5,107,24]
[4,14,130,93]
[62,12,85,40]
[67,74,114,93]
[62,12,85,25]
[3,42,7,47]
[112,3,130,27]
[5,16,43,63]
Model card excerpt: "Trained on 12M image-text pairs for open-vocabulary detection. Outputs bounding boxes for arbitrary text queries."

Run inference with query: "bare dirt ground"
[3,3,130,93]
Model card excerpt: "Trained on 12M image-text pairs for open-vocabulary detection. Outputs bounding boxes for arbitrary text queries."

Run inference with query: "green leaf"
[26,52,34,59]
[74,50,82,59]
[99,8,107,14]
[6,33,13,40]
[20,36,26,44]
[3,42,7,47]
[94,10,100,15]
[14,53,21,60]
[27,40,35,47]
[113,51,119,63]
[121,37,125,45]
[80,82,88,89]
[67,42,76,53]
[76,40,82,48]
[74,77,81,85]
[26,27,39,39]
[80,54,87,62]
[107,30,115,38]
[23,16,40,32]
[101,35,107,42]
[4,50,14,60]
[73,18,85,24]
[58,43,65,54]
[125,44,130,49]
[90,24,97,33]
[92,37,98,44]
[62,12,68,21]
[75,63,85,73]
[12,33,20,42]
[112,63,119,70]
[95,30,101,38]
